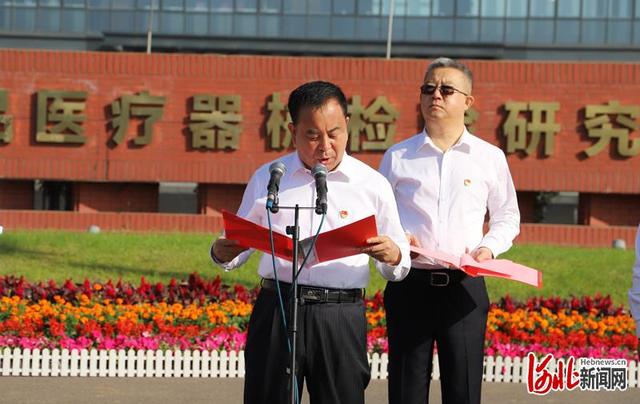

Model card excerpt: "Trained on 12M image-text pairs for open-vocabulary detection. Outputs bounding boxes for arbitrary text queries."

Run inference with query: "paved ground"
[0,378,636,404]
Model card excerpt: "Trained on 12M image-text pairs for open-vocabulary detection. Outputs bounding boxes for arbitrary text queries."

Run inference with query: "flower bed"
[0,275,636,359]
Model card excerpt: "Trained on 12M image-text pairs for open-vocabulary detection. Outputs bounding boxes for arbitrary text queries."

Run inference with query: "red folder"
[306,215,378,264]
[222,210,294,260]
[410,246,543,288]
[222,211,378,264]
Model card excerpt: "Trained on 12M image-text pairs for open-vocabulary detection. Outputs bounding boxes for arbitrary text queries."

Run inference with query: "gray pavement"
[0,378,636,404]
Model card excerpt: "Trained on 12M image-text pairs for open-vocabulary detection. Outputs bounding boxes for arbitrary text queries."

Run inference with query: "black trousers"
[384,269,490,404]
[243,286,371,404]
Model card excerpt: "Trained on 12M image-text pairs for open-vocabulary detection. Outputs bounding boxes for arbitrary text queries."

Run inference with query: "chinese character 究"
[583,100,639,157]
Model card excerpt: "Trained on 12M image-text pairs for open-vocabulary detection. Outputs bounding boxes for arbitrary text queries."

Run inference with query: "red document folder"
[304,215,378,264]
[410,246,543,288]
[222,211,378,264]
[222,210,294,261]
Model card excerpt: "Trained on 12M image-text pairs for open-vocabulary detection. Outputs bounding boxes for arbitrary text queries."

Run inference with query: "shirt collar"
[418,127,472,154]
[291,153,352,183]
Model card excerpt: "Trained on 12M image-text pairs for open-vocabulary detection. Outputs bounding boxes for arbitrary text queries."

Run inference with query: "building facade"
[0,1,639,245]
[0,49,638,247]
[0,0,639,60]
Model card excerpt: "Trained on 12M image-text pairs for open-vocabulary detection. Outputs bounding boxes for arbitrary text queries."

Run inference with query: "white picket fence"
[0,348,638,387]
[0,348,244,378]
[372,353,639,387]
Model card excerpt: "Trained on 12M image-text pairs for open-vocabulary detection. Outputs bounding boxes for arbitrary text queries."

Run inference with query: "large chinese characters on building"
[0,51,639,195]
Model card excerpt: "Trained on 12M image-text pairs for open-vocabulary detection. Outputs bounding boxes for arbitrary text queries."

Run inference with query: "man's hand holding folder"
[410,245,543,288]
[212,238,249,263]
[222,211,294,260]
[221,211,384,265]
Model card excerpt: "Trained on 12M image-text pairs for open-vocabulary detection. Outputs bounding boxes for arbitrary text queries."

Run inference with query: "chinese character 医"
[36,90,87,144]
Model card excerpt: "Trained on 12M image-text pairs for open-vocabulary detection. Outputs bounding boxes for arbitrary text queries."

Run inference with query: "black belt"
[405,267,467,287]
[261,278,364,304]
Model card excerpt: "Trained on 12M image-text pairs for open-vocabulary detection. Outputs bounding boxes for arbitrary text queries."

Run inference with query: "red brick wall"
[0,50,638,194]
[516,223,636,248]
[74,182,158,213]
[0,180,33,209]
[199,184,245,215]
[0,210,221,233]
[0,50,639,238]
[581,193,640,227]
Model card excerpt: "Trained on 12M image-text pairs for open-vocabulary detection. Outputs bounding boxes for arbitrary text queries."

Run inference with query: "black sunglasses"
[420,84,469,97]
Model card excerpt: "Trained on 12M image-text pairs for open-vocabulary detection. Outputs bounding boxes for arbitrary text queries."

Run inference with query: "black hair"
[287,81,348,124]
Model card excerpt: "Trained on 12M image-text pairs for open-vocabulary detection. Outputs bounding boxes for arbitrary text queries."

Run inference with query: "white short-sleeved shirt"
[213,152,411,289]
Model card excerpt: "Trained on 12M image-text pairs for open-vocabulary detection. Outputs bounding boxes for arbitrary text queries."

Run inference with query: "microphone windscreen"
[269,161,286,176]
[311,163,327,178]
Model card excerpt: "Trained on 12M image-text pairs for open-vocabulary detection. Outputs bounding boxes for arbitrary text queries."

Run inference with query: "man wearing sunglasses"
[379,57,520,404]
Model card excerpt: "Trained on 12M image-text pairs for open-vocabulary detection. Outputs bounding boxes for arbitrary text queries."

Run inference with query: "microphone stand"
[268,202,316,404]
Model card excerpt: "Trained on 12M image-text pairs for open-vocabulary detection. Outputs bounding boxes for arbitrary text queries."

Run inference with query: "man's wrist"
[391,247,402,266]
[479,246,494,258]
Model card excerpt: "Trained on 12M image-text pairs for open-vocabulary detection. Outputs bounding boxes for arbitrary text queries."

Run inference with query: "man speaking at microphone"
[211,80,410,404]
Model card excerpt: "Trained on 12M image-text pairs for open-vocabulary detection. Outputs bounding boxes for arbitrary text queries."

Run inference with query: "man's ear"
[465,95,475,110]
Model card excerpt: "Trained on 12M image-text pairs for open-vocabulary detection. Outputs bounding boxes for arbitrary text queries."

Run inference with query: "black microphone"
[266,161,286,213]
[312,164,328,215]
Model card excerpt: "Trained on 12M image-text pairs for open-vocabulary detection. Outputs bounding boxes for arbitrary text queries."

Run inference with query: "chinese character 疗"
[36,90,87,144]
[0,90,12,143]
[266,92,292,150]
[110,91,166,146]
[188,95,242,150]
[583,101,639,157]
[348,95,399,152]
[502,101,560,156]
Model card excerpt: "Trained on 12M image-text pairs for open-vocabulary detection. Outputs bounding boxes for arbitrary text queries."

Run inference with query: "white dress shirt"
[379,128,520,268]
[213,152,411,289]
[628,225,640,336]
